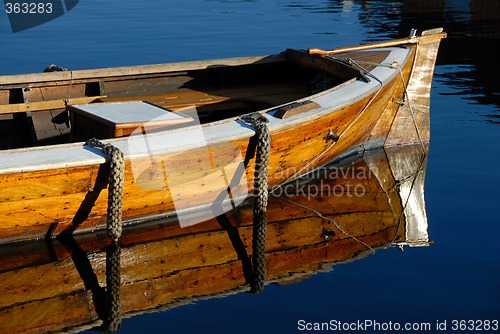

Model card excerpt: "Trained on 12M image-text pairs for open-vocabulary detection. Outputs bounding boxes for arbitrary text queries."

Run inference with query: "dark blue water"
[1,1,499,333]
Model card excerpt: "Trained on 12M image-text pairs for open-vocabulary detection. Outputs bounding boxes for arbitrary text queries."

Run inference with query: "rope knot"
[241,112,269,126]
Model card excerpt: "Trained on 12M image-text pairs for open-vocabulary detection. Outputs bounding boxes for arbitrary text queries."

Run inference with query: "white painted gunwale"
[0,47,412,175]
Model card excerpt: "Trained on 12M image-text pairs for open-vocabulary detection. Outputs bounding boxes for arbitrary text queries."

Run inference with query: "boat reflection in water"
[0,144,429,333]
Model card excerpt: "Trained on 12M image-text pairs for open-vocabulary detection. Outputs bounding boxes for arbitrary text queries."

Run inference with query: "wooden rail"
[0,96,105,115]
[0,55,286,87]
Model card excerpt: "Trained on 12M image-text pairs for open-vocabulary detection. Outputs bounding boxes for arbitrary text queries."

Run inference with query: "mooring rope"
[85,138,123,332]
[85,138,125,242]
[103,241,122,333]
[241,113,271,293]
[43,64,68,72]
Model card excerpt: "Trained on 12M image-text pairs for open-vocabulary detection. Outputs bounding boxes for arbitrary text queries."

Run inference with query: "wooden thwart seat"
[69,101,194,141]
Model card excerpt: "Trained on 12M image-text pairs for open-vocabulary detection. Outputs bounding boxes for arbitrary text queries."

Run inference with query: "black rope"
[102,241,122,333]
[242,113,271,294]
[86,138,125,242]
[43,64,68,72]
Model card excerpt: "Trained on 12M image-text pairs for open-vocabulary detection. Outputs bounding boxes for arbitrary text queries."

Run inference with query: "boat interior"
[0,49,389,151]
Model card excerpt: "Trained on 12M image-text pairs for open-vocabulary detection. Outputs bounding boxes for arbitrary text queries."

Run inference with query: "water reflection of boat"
[0,29,444,243]
[0,144,429,333]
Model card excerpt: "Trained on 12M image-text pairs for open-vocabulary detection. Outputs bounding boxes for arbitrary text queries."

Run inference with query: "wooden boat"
[0,144,429,333]
[0,28,445,244]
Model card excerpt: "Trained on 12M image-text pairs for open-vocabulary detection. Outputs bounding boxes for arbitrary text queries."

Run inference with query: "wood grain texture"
[0,96,104,115]
[385,34,444,146]
[0,151,415,333]
[0,60,411,243]
[0,55,286,87]
[0,32,446,244]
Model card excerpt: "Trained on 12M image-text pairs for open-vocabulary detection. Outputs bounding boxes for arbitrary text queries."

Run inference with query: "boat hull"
[0,30,445,244]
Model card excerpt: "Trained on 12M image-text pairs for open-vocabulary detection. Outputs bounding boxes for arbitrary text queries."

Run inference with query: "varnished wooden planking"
[364,47,416,145]
[385,104,430,146]
[0,31,445,244]
[0,32,443,332]
[262,69,411,173]
[385,32,444,146]
[0,210,396,307]
[0,122,361,243]
[0,65,411,243]
[0,157,394,275]
[0,227,397,334]
[0,212,398,308]
[0,290,97,334]
[363,150,407,239]
[0,154,397,269]
[0,231,393,333]
[0,165,100,202]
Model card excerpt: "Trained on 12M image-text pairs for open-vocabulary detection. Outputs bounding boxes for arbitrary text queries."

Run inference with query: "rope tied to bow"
[242,113,271,294]
[85,138,125,242]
